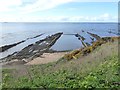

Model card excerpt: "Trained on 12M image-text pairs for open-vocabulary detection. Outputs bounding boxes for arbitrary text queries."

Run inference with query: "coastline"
[2,52,67,67]
[1,32,64,64]
[2,35,119,88]
[2,35,119,67]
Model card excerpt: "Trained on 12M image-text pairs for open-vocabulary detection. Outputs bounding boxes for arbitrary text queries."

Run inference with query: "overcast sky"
[0,0,119,22]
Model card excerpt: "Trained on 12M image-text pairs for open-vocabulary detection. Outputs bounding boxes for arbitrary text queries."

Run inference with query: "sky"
[0,0,119,22]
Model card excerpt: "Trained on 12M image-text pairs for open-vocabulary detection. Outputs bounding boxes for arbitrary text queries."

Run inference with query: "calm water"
[0,22,118,59]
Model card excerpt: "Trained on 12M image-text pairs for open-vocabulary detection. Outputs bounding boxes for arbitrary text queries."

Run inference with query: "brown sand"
[25,52,67,65]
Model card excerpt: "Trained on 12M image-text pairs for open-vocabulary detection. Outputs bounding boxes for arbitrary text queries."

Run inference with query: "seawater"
[0,22,118,59]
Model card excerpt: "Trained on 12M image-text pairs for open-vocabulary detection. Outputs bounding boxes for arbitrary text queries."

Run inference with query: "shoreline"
[0,33,44,52]
[2,34,119,88]
[0,33,63,62]
[1,32,119,66]
[2,52,68,67]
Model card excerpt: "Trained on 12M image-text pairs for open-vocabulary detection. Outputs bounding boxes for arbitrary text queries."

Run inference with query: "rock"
[1,32,63,62]
[87,32,101,40]
[0,40,25,52]
[0,33,44,52]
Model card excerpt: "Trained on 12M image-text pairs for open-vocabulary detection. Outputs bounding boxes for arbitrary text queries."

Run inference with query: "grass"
[1,37,120,89]
[2,54,120,89]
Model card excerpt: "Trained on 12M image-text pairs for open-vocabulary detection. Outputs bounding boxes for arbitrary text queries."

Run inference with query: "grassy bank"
[1,38,120,89]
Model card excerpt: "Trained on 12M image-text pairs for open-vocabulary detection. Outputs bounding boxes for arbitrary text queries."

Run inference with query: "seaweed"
[63,36,119,60]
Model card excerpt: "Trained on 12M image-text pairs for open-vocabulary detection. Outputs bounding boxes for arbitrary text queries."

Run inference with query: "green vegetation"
[1,37,120,89]
[2,54,119,89]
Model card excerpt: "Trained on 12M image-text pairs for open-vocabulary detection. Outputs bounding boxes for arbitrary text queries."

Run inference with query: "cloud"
[19,0,73,14]
[0,13,117,22]
[0,0,119,13]
[55,13,117,22]
[0,0,22,12]
[0,0,118,22]
[95,13,118,21]
[0,0,73,13]
[74,0,119,2]
[53,13,117,22]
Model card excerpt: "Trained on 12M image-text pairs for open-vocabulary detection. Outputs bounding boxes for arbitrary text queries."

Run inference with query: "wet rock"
[87,32,101,40]
[75,34,85,41]
[1,32,63,62]
[75,33,87,47]
[0,40,25,52]
[29,33,44,39]
[82,30,85,32]
[0,33,44,52]
[108,31,120,35]
[85,42,91,46]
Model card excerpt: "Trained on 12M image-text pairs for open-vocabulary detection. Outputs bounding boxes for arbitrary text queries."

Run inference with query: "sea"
[0,22,118,59]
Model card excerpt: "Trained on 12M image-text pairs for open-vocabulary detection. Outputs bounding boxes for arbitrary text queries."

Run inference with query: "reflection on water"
[50,35,83,51]
[0,22,118,59]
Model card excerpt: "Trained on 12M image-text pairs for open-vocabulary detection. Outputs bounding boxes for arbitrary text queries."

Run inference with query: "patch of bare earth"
[2,40,118,78]
[25,52,67,65]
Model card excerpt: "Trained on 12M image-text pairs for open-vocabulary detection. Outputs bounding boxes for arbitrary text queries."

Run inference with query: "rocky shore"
[0,33,44,52]
[1,31,119,66]
[0,40,25,52]
[1,32,63,63]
